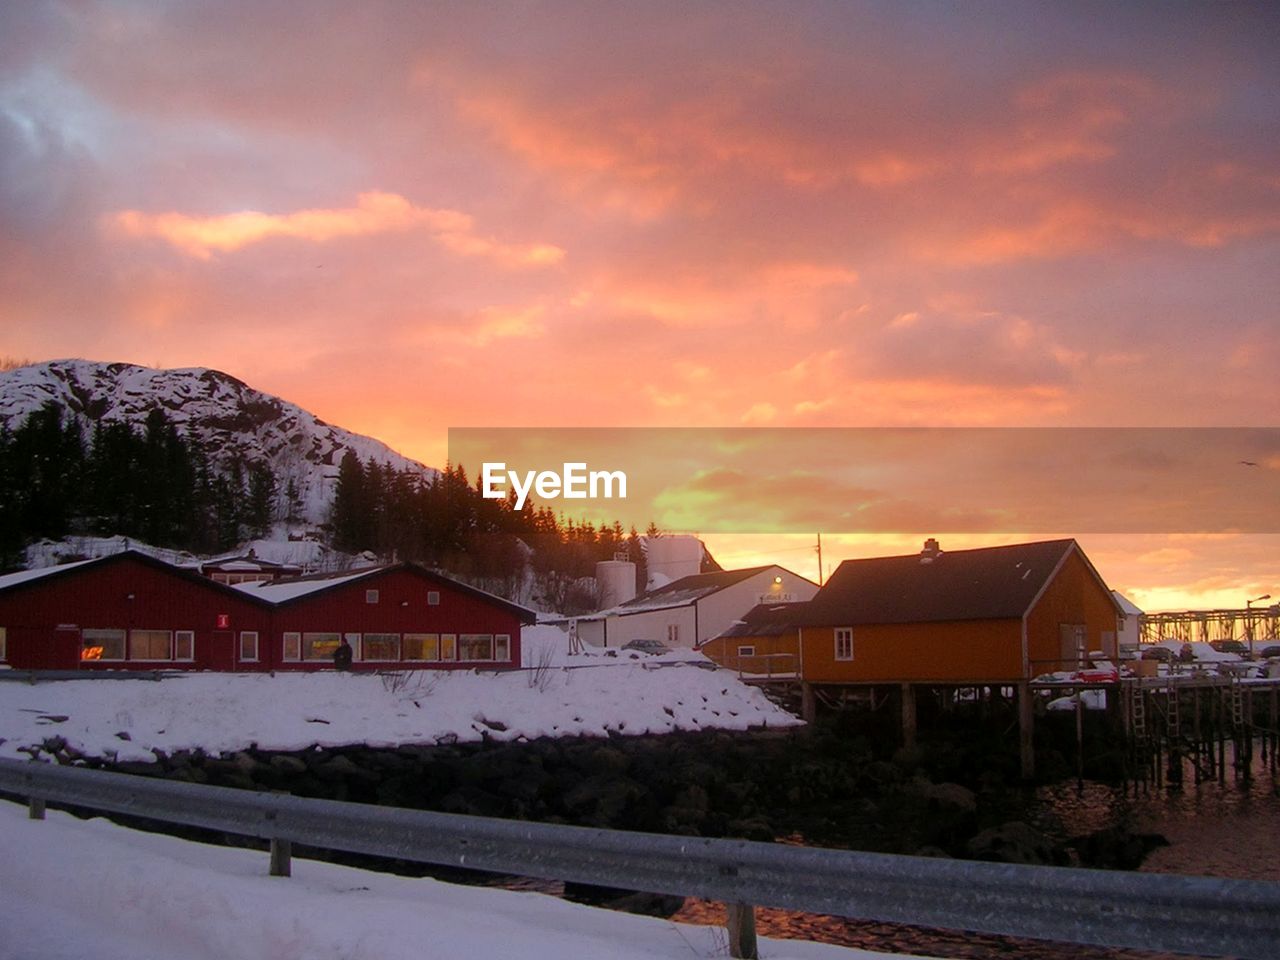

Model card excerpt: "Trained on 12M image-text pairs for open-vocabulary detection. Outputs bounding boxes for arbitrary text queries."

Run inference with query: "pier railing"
[3,756,1279,959]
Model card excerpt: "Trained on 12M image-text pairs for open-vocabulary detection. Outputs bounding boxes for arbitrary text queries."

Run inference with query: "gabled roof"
[583,565,812,620]
[235,562,537,622]
[717,601,811,638]
[201,555,302,573]
[799,539,1116,626]
[0,551,275,607]
[0,551,535,622]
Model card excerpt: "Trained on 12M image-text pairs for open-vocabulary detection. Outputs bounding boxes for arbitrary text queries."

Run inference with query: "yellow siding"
[799,619,1023,683]
[1026,548,1119,672]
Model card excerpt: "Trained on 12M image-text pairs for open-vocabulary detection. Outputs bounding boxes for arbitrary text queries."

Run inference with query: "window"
[239,631,259,662]
[666,624,680,645]
[362,633,401,661]
[130,629,171,660]
[302,632,340,661]
[459,634,494,660]
[403,633,439,661]
[427,591,440,606]
[0,626,6,661]
[738,645,756,657]
[82,629,125,661]
[283,632,301,662]
[495,634,511,662]
[834,627,853,661]
[366,589,379,604]
[440,634,457,661]
[174,631,194,661]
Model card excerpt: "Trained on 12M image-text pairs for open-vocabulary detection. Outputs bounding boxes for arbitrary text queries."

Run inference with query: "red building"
[0,551,532,672]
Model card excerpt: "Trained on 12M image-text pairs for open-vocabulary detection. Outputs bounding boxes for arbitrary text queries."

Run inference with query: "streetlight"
[1247,594,1271,659]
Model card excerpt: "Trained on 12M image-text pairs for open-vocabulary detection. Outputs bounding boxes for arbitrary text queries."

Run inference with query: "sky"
[1,1,1278,611]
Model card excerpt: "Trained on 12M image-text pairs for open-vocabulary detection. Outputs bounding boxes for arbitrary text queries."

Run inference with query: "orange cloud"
[111,191,565,266]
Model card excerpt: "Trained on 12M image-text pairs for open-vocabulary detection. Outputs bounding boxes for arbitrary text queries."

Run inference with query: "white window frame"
[403,633,439,661]
[361,632,401,662]
[366,589,379,604]
[130,629,172,661]
[666,624,680,645]
[174,630,195,662]
[459,633,495,661]
[494,634,511,662]
[440,633,457,661]
[427,591,441,606]
[82,628,126,662]
[239,631,259,662]
[834,627,854,661]
[738,645,756,657]
[283,632,301,662]
[302,632,341,661]
[0,626,6,661]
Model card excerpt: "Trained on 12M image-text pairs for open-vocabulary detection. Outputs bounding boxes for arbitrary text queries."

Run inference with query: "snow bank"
[0,658,801,763]
[0,801,915,960]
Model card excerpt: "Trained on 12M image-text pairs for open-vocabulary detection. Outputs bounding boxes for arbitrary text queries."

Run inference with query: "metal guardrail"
[2,758,1280,959]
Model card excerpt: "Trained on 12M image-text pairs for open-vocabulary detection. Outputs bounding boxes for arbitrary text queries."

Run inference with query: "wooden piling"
[270,838,292,877]
[727,902,758,960]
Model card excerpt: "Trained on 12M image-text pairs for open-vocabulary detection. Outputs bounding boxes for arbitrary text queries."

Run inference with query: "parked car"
[1258,644,1280,659]
[621,639,670,656]
[1210,640,1249,657]
[1140,646,1173,662]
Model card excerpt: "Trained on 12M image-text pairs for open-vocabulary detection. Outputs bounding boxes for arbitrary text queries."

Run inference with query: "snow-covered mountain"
[0,359,435,525]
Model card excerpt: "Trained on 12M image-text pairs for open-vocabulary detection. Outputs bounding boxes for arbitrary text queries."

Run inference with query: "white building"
[1113,591,1143,653]
[573,565,818,650]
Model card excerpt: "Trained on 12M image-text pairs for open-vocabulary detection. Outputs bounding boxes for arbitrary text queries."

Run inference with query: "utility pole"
[816,533,824,586]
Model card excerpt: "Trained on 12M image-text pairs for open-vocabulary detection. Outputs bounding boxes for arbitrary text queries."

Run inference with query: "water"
[1031,743,1280,882]
[667,747,1280,959]
[473,746,1280,957]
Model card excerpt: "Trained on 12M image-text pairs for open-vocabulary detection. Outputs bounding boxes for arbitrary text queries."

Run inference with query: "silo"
[596,560,637,608]
[644,535,703,586]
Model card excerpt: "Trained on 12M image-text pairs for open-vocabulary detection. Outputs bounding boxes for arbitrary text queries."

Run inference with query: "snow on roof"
[1113,591,1144,616]
[0,557,100,592]
[580,566,779,620]
[233,568,379,602]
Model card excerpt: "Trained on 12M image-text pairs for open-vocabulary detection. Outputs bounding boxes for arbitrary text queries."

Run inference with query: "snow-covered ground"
[0,801,918,960]
[0,627,800,763]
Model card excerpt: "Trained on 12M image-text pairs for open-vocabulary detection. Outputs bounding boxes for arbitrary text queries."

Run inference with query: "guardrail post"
[726,902,758,959]
[28,797,45,820]
[269,838,292,877]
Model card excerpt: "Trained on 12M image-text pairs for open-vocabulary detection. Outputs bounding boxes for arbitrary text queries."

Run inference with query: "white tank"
[596,560,637,609]
[644,535,703,586]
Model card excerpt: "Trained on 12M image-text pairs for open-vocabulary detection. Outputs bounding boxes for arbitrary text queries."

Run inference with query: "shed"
[571,565,818,649]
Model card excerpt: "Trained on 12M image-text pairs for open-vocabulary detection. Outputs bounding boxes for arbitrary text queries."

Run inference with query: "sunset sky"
[2,2,1277,611]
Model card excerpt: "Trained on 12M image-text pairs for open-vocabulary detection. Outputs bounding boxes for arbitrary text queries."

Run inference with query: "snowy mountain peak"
[0,359,435,525]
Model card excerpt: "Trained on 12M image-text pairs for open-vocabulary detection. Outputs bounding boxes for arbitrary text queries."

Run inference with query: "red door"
[210,631,235,671]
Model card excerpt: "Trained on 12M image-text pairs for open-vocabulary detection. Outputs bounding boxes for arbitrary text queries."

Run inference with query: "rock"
[269,755,308,775]
[1073,825,1169,870]
[904,779,977,814]
[312,754,376,782]
[726,816,775,842]
[966,821,1067,866]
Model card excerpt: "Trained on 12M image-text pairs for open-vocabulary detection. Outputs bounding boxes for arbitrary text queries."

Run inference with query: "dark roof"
[621,566,773,607]
[799,539,1110,626]
[252,561,538,622]
[0,550,275,608]
[0,551,536,622]
[200,555,303,573]
[717,601,812,638]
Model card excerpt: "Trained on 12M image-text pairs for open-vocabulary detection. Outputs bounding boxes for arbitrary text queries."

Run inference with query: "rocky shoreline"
[27,715,1164,878]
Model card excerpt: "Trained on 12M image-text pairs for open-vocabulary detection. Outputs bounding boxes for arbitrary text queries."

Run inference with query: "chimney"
[920,538,941,563]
